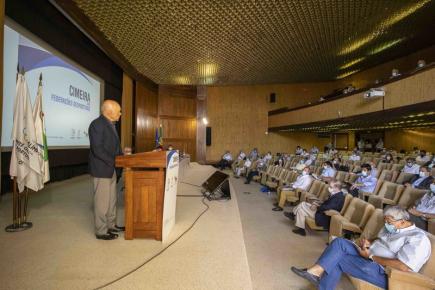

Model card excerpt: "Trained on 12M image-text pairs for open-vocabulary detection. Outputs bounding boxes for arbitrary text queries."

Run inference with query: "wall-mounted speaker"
[270,93,276,103]
[206,127,212,146]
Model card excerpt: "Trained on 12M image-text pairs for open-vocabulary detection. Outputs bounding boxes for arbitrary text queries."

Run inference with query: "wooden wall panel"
[384,129,435,152]
[268,91,383,128]
[205,86,331,161]
[121,73,133,149]
[135,81,158,152]
[157,85,197,160]
[384,68,435,109]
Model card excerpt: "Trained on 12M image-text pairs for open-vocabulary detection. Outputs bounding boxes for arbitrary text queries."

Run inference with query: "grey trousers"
[93,172,117,235]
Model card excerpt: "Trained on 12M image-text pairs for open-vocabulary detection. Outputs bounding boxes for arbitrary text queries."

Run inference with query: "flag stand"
[5,178,33,232]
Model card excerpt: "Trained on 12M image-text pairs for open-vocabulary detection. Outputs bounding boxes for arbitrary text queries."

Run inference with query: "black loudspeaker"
[201,171,231,200]
[206,126,212,146]
[270,93,276,103]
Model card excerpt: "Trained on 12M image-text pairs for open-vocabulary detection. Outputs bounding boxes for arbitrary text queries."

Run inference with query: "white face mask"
[362,171,368,177]
[430,184,435,193]
[323,165,328,169]
[419,171,427,178]
[328,187,334,194]
[302,171,308,176]
[407,162,413,167]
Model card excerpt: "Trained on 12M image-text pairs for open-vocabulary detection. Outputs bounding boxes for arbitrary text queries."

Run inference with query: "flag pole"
[5,65,33,232]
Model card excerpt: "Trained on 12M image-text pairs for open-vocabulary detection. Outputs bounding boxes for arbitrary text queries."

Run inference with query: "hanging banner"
[162,150,179,242]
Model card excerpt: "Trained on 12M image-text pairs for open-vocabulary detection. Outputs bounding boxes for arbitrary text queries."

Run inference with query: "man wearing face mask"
[272,167,314,211]
[416,150,430,164]
[408,180,435,231]
[318,161,336,183]
[287,180,345,236]
[349,163,377,198]
[424,156,435,169]
[402,157,420,175]
[291,206,431,290]
[404,166,433,190]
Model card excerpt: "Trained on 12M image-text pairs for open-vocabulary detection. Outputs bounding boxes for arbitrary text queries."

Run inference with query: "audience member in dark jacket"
[405,166,434,190]
[285,180,346,236]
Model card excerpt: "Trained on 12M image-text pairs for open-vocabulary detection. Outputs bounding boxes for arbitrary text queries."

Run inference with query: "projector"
[364,88,385,99]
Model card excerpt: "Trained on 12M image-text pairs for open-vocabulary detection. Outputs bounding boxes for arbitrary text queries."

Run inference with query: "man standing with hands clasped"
[89,99,125,240]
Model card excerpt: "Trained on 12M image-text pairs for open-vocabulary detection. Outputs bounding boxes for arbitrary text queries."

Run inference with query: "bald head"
[101,100,121,122]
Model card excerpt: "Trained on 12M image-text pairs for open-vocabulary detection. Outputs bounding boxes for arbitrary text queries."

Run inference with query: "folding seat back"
[340,193,353,215]
[376,162,390,172]
[397,187,427,209]
[395,172,416,184]
[317,184,330,201]
[390,163,404,172]
[359,209,384,241]
[368,181,405,208]
[419,234,435,279]
[288,171,299,183]
[335,171,347,182]
[361,157,372,164]
[352,165,361,173]
[344,198,375,229]
[369,169,393,197]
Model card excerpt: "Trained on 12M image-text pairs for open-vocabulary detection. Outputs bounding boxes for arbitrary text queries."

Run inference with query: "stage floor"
[0,163,352,290]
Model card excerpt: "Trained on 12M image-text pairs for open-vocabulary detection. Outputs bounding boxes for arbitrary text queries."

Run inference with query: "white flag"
[9,73,43,192]
[33,77,50,184]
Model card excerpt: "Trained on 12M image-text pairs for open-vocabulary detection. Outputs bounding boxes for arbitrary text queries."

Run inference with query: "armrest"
[386,267,435,289]
[324,210,341,216]
[428,218,435,235]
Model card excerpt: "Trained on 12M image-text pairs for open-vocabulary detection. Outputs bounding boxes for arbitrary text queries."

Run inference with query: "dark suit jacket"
[315,191,345,230]
[409,175,434,190]
[88,115,122,178]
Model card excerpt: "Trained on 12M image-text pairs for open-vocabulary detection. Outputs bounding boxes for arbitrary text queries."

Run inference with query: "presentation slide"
[2,22,102,148]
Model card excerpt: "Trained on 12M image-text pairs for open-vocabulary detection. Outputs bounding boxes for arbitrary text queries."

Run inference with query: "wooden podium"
[115,151,167,240]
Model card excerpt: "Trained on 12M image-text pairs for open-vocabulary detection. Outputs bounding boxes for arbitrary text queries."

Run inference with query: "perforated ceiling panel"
[71,0,435,85]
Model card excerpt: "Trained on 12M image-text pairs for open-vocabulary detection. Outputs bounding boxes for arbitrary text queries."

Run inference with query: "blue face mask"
[384,223,398,234]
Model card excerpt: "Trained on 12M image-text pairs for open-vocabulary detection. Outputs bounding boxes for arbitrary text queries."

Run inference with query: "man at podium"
[89,100,124,240]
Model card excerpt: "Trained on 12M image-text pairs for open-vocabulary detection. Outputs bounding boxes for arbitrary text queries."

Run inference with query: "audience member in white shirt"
[402,158,420,175]
[416,150,431,164]
[318,161,336,183]
[235,158,251,177]
[217,151,233,170]
[237,150,246,160]
[349,151,361,161]
[272,167,314,211]
[264,152,272,162]
[375,138,384,152]
[295,146,303,155]
[310,146,319,154]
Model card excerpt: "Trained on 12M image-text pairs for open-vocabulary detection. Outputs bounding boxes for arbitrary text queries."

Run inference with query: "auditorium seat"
[349,234,435,290]
[298,180,326,202]
[335,171,347,182]
[397,187,427,209]
[361,169,393,200]
[328,198,375,242]
[367,181,405,209]
[266,169,288,190]
[394,172,416,184]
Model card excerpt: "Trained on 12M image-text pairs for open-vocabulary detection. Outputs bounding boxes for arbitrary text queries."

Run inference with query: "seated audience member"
[237,150,246,160]
[318,161,336,183]
[382,153,394,163]
[375,138,384,152]
[249,148,258,160]
[264,151,272,162]
[404,166,433,189]
[295,146,303,155]
[369,161,378,178]
[332,157,349,172]
[301,149,309,157]
[416,150,431,164]
[272,167,314,211]
[310,146,319,154]
[357,139,365,152]
[217,150,232,170]
[329,147,338,156]
[286,180,345,236]
[402,158,420,175]
[244,158,265,184]
[413,146,420,155]
[349,150,361,161]
[291,206,431,290]
[425,156,435,169]
[365,140,373,152]
[408,180,435,231]
[349,163,377,198]
[235,157,251,177]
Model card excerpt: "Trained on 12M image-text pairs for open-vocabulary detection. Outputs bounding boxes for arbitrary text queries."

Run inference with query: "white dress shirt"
[222,153,232,161]
[237,152,246,160]
[349,154,361,161]
[416,155,431,163]
[402,164,420,175]
[291,174,314,191]
[370,225,431,272]
[355,175,377,193]
[321,167,336,178]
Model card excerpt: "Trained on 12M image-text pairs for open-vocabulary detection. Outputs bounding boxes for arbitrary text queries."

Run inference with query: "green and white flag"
[33,75,50,184]
[9,73,43,192]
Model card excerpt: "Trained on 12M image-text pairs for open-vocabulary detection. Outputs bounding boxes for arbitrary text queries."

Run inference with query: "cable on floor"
[93,196,210,290]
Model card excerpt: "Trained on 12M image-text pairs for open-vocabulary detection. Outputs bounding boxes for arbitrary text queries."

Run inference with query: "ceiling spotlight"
[202,117,208,125]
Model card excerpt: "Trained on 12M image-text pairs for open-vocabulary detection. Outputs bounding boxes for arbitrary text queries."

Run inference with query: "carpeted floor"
[0,164,354,290]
